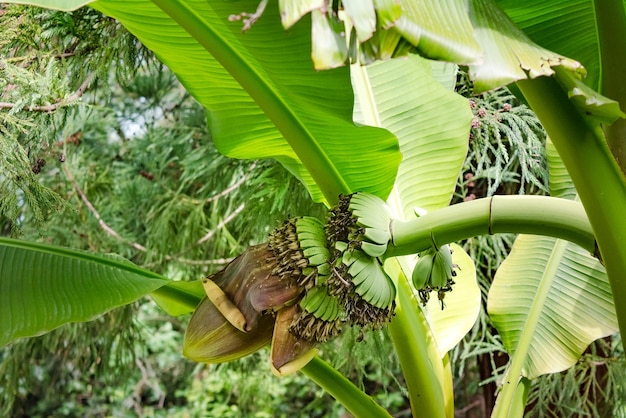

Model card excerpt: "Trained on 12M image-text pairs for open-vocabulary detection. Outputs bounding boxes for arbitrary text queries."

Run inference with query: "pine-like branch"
[0,73,94,112]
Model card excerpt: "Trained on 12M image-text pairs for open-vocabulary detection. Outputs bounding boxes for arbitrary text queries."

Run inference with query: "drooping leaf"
[489,133,618,379]
[343,0,377,42]
[87,0,401,204]
[554,67,626,126]
[394,0,482,64]
[279,0,324,29]
[311,9,349,69]
[487,235,617,378]
[352,54,471,215]
[0,238,169,347]
[498,0,600,89]
[468,0,584,93]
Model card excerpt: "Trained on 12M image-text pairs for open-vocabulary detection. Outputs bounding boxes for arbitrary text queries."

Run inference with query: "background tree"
[1,1,625,417]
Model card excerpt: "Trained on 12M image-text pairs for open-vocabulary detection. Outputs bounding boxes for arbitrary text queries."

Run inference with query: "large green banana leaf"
[352,55,477,416]
[352,55,470,215]
[352,55,479,354]
[0,238,169,347]
[488,139,618,380]
[94,0,401,204]
[13,0,402,204]
[498,0,600,89]
[488,236,617,379]
[269,0,587,93]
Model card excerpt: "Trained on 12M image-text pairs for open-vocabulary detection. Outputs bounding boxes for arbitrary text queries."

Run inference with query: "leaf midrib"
[148,0,351,203]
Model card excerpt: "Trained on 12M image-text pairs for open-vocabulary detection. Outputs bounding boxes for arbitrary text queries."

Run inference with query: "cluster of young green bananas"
[326,192,392,257]
[268,216,329,291]
[344,192,393,257]
[411,244,457,308]
[273,193,397,341]
[324,193,397,329]
[281,217,343,342]
[184,195,398,375]
[331,242,396,327]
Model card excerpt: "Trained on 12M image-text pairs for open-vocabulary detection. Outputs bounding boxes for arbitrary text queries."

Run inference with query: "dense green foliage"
[0,6,401,416]
[1,3,625,417]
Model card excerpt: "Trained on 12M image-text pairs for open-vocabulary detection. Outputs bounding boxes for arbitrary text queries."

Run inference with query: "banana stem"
[594,0,626,174]
[386,260,448,418]
[516,75,626,352]
[300,356,392,418]
[386,196,596,258]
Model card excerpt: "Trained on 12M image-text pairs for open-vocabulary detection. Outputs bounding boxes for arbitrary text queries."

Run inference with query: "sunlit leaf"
[353,54,471,215]
[88,0,401,204]
[498,0,601,89]
[395,0,481,64]
[468,0,584,93]
[488,235,617,378]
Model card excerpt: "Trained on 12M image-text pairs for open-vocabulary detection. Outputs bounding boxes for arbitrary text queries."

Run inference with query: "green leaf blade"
[0,238,169,347]
[487,235,617,378]
[93,0,401,203]
[395,0,482,64]
[353,55,471,215]
[498,0,600,89]
[2,0,93,10]
[469,0,585,93]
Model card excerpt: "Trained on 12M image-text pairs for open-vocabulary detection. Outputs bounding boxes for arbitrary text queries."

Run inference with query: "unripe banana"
[327,192,392,258]
[412,252,435,290]
[430,252,450,288]
[268,216,332,289]
[349,254,395,309]
[300,285,325,313]
[411,244,457,307]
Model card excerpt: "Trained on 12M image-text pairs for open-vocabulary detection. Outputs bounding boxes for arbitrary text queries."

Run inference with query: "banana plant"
[2,0,626,417]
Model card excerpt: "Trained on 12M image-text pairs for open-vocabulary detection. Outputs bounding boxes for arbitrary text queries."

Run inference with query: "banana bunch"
[292,285,343,342]
[274,217,343,342]
[185,192,399,376]
[412,244,457,307]
[294,217,332,288]
[323,193,397,328]
[323,241,396,329]
[299,285,341,322]
[346,192,392,257]
[340,245,396,310]
[326,192,392,257]
[268,216,331,291]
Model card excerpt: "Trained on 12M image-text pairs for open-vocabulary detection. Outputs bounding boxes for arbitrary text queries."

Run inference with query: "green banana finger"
[412,252,435,290]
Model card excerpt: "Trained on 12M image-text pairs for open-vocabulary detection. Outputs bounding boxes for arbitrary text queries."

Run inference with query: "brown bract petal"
[270,304,318,376]
[213,244,303,331]
[183,296,274,363]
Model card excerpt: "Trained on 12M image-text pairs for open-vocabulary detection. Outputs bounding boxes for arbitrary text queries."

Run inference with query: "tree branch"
[0,72,94,112]
[196,202,245,245]
[205,161,257,203]
[63,164,148,252]
[64,164,236,267]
